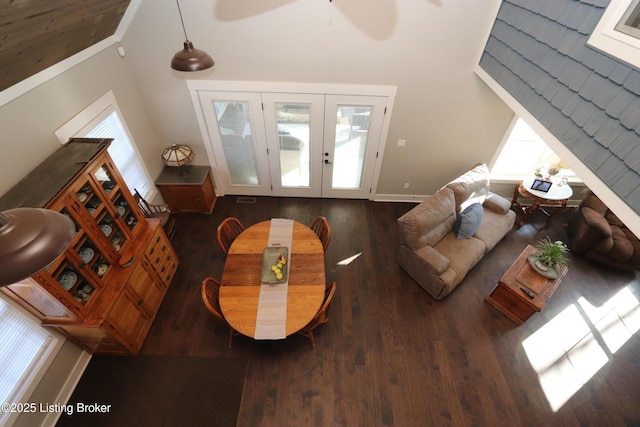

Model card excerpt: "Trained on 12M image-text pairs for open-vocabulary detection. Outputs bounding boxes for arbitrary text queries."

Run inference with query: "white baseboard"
[40,351,92,427]
[374,194,429,203]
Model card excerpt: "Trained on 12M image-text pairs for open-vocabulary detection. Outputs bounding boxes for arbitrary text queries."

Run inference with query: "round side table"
[511,177,573,229]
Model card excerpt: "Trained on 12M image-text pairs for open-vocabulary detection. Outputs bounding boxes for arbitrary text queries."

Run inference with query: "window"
[614,0,640,39]
[0,298,60,426]
[491,118,580,182]
[55,91,155,199]
[587,0,640,70]
[81,111,154,198]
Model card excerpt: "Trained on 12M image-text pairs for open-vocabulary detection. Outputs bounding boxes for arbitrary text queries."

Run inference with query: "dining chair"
[310,216,331,252]
[216,217,245,254]
[297,282,337,348]
[133,188,176,240]
[201,277,239,348]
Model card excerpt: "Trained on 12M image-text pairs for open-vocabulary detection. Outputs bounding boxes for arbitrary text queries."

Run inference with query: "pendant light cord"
[176,0,189,41]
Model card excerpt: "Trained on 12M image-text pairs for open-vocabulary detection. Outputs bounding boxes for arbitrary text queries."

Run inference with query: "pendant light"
[0,208,75,287]
[171,0,215,72]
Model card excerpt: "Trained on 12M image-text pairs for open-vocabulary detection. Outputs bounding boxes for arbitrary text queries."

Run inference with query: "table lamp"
[162,144,194,176]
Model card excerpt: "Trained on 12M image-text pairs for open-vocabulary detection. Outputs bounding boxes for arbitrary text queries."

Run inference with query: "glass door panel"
[322,95,388,199]
[262,93,324,197]
[113,190,139,233]
[331,105,372,189]
[214,101,260,186]
[276,103,311,187]
[198,91,271,196]
[97,212,127,253]
[94,164,117,197]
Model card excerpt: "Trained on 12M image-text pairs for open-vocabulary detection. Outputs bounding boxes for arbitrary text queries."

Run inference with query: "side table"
[485,245,567,324]
[155,165,217,213]
[511,177,572,229]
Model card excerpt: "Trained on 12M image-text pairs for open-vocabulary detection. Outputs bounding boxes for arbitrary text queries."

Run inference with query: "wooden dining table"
[219,219,326,339]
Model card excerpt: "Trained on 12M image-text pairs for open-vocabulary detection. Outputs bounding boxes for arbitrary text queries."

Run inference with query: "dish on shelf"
[59,271,78,290]
[116,206,126,216]
[96,264,108,277]
[78,247,94,264]
[77,192,88,202]
[87,207,96,215]
[100,224,113,237]
[73,289,89,304]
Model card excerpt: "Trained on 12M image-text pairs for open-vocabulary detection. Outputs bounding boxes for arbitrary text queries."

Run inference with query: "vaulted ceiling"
[0,0,130,92]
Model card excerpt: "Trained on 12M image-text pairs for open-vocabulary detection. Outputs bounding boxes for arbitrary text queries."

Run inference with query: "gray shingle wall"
[480,0,640,213]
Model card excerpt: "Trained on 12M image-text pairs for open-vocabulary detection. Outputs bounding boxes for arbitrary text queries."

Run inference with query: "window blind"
[84,111,153,198]
[0,300,53,405]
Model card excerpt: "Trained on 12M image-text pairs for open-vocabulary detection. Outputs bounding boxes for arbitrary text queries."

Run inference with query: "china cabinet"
[0,138,178,355]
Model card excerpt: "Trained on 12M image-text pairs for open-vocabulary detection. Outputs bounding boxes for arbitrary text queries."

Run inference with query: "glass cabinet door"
[92,162,141,236]
[39,156,147,314]
[41,208,104,308]
[74,179,128,256]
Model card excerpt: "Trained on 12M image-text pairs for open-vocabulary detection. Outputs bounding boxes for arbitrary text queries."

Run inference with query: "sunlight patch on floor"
[337,252,362,266]
[522,286,640,412]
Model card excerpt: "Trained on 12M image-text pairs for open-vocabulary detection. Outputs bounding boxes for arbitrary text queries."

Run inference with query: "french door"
[197,88,392,199]
[321,95,387,198]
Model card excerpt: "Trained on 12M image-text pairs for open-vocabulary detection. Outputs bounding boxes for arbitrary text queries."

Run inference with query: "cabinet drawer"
[485,283,537,324]
[145,227,178,287]
[156,251,178,287]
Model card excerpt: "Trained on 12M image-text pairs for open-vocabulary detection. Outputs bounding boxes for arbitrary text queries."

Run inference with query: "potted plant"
[529,237,570,278]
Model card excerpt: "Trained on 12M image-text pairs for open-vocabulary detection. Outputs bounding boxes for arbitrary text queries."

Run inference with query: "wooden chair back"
[133,188,176,240]
[201,277,224,322]
[298,282,337,347]
[201,277,238,347]
[311,216,331,252]
[217,217,245,254]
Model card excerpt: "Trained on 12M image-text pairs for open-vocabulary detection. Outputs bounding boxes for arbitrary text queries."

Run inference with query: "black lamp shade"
[171,41,215,72]
[0,208,75,286]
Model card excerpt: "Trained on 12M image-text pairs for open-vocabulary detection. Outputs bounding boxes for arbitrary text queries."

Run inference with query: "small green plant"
[536,237,570,268]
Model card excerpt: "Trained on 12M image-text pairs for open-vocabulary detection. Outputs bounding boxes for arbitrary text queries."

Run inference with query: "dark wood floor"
[141,196,640,427]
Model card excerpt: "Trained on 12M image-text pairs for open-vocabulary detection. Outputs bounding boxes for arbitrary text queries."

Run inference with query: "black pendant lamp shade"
[171,41,215,71]
[0,208,75,287]
[171,0,214,72]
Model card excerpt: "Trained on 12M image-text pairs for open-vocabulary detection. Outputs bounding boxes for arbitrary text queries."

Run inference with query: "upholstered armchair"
[567,191,640,271]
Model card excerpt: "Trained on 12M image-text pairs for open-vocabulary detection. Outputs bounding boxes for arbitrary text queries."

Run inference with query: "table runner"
[254,218,293,339]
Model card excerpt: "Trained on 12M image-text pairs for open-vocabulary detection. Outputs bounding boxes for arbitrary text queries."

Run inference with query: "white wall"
[0,46,164,198]
[120,0,513,197]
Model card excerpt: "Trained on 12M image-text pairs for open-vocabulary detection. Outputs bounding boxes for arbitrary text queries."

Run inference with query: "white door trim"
[188,81,396,199]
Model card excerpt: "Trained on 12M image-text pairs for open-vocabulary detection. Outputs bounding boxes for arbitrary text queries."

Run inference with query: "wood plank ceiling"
[0,0,131,92]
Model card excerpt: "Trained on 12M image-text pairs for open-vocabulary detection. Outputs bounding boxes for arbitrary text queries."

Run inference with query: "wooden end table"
[512,177,572,229]
[485,245,567,324]
[155,165,216,213]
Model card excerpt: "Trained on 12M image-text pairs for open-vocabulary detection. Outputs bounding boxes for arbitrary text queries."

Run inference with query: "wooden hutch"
[0,138,178,356]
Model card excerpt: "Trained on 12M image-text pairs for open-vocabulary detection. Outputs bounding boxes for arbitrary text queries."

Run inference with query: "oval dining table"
[219,219,326,339]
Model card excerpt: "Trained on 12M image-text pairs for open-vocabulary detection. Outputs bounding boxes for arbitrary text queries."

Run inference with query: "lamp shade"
[162,144,194,167]
[0,208,75,286]
[548,153,569,169]
[171,41,215,72]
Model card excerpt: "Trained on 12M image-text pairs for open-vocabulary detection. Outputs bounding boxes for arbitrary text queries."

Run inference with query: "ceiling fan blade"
[335,0,397,41]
